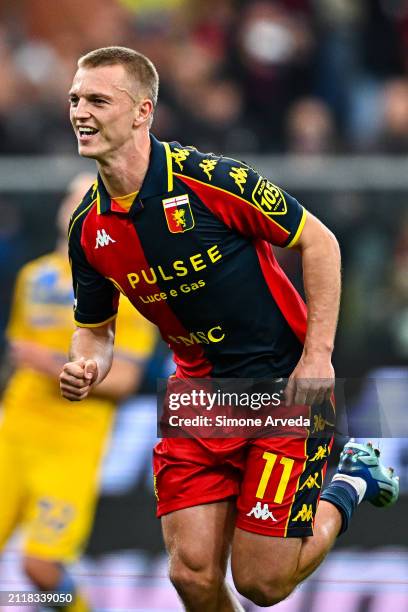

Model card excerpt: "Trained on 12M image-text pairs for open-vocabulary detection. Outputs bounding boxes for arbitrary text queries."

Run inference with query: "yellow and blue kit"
[0,251,156,561]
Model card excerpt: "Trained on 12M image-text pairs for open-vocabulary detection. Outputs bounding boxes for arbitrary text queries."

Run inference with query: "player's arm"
[285,213,341,406]
[90,356,143,401]
[93,300,157,401]
[78,307,156,402]
[62,202,120,401]
[60,321,115,401]
[10,336,140,402]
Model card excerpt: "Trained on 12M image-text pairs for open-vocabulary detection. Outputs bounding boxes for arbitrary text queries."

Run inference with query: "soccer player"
[60,47,399,610]
[0,174,156,611]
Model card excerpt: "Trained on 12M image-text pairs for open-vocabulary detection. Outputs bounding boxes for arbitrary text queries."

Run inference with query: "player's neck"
[97,131,151,198]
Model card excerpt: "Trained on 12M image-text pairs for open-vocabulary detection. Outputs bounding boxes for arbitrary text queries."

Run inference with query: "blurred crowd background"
[0,1,407,610]
[0,0,408,374]
[1,0,408,156]
[0,0,408,154]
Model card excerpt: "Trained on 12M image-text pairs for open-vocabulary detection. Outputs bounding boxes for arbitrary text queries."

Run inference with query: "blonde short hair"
[78,46,159,121]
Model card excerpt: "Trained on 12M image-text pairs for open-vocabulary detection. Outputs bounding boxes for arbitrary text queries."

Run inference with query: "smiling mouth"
[78,127,99,141]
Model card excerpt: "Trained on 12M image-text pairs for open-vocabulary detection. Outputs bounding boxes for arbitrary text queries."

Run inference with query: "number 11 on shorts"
[256,452,295,503]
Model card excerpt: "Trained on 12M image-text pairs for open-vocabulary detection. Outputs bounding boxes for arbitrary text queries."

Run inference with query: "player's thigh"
[232,435,332,585]
[0,433,25,547]
[154,438,245,580]
[153,438,244,518]
[162,500,236,578]
[23,447,101,562]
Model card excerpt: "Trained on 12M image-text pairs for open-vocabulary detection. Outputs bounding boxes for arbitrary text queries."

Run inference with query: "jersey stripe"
[254,240,307,344]
[68,199,96,242]
[175,173,290,239]
[284,412,310,536]
[163,141,174,192]
[74,313,117,328]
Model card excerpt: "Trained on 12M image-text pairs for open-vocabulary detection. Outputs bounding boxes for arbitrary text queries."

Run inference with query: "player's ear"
[133,99,153,127]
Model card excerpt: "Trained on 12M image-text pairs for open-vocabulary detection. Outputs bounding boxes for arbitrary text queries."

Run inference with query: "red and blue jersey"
[68,135,307,378]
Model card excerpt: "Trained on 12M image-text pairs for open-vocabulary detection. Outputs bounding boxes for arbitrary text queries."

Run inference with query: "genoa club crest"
[162,194,195,234]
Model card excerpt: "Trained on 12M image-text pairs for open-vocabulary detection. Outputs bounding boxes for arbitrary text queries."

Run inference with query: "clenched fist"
[60,357,98,401]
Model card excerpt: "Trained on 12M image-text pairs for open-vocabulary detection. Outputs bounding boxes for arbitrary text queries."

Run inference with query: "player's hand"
[284,352,334,406]
[59,357,98,401]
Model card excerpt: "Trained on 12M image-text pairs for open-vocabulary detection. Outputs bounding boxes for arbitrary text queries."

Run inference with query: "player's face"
[69,64,139,161]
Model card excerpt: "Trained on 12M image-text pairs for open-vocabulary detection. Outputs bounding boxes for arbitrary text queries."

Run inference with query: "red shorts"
[153,433,333,538]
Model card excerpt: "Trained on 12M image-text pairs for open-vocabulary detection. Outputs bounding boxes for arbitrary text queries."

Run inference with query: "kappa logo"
[199,159,218,181]
[246,502,277,521]
[299,472,321,491]
[171,147,192,171]
[312,414,335,434]
[292,504,313,522]
[229,166,248,194]
[95,229,116,249]
[309,445,328,462]
[252,178,287,216]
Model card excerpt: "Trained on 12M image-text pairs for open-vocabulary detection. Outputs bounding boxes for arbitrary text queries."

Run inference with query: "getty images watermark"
[167,387,282,410]
[157,376,408,439]
[166,388,312,428]
[157,378,335,439]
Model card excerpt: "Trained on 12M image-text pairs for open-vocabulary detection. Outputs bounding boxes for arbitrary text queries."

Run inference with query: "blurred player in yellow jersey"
[0,174,156,610]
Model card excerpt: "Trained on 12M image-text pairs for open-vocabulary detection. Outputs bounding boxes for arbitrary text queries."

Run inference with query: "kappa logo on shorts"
[299,472,321,491]
[309,444,328,461]
[312,414,335,433]
[292,504,313,522]
[246,501,277,521]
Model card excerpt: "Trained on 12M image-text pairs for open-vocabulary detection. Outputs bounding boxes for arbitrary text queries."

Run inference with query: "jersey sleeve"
[68,212,119,328]
[174,150,306,247]
[114,296,157,362]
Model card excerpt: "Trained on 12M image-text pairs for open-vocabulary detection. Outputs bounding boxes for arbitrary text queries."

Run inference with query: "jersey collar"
[96,134,174,215]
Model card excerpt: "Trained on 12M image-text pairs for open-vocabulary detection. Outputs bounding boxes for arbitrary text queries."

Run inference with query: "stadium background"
[0,0,407,610]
